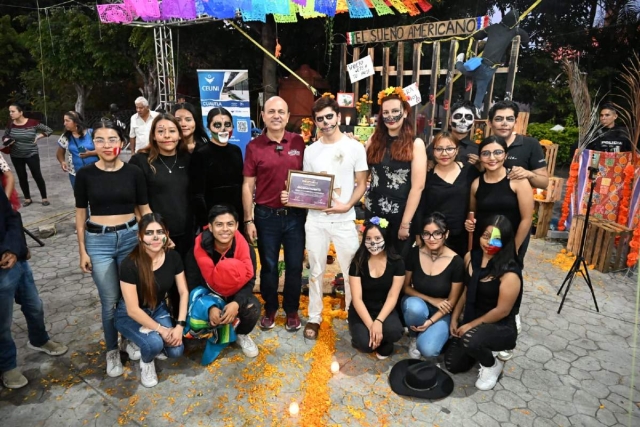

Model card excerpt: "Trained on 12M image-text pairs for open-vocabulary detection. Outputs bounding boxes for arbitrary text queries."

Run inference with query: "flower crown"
[377,87,408,105]
[360,216,389,232]
[321,92,335,99]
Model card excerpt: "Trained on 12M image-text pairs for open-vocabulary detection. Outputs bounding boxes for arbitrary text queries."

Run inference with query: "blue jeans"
[114,300,183,363]
[254,205,305,314]
[85,221,138,351]
[402,296,451,357]
[456,62,497,109]
[0,260,49,372]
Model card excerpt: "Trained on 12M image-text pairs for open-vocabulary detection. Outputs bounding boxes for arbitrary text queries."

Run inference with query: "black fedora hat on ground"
[389,359,454,400]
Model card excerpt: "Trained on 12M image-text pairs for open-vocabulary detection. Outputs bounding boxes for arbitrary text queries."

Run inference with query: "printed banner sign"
[347,56,375,83]
[403,83,421,107]
[197,69,251,156]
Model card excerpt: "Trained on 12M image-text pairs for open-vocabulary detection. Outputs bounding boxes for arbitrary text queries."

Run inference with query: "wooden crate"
[566,216,632,273]
[541,143,559,177]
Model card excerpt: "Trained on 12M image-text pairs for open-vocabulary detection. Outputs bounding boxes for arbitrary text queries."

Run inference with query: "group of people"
[2,87,549,394]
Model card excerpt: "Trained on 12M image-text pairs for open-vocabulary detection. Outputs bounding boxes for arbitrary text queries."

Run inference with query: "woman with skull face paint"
[465,136,533,265]
[364,88,427,259]
[416,132,480,256]
[348,218,405,359]
[115,213,189,388]
[190,108,244,228]
[444,215,522,391]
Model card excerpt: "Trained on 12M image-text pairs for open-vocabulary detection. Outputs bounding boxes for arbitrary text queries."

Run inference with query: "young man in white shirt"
[129,97,159,153]
[282,95,368,340]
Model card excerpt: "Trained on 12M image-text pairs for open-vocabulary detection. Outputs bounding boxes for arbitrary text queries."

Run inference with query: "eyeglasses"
[492,116,516,123]
[480,149,506,158]
[434,147,457,154]
[421,230,445,240]
[315,113,335,123]
[211,122,232,129]
[94,138,120,146]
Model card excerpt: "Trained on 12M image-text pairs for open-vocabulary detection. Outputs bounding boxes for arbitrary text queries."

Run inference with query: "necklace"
[158,153,178,173]
[422,247,445,262]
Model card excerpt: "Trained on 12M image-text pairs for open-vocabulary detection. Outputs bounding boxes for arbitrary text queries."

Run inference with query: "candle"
[289,402,299,416]
[331,361,340,374]
[345,116,351,125]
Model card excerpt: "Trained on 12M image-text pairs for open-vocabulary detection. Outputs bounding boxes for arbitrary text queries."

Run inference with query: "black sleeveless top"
[420,163,479,235]
[463,249,522,324]
[365,136,412,219]
[475,174,521,238]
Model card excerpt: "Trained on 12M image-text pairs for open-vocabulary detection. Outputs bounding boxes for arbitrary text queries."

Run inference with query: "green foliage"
[527,122,579,166]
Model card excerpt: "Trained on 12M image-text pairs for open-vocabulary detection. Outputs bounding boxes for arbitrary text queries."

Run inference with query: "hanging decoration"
[161,0,197,19]
[346,0,373,18]
[97,4,135,23]
[315,0,338,16]
[123,0,160,21]
[274,1,298,22]
[264,0,291,15]
[370,0,394,16]
[201,0,238,19]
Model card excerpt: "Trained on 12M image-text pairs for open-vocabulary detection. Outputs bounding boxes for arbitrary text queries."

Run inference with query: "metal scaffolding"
[154,25,176,108]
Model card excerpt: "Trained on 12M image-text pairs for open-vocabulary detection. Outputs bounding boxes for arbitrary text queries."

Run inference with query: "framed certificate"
[286,170,335,210]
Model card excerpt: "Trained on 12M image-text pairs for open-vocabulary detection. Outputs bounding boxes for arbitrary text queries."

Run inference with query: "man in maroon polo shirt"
[242,96,306,331]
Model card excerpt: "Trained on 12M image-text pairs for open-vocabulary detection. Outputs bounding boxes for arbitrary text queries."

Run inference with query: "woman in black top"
[190,107,244,227]
[402,213,464,359]
[348,218,405,359]
[129,113,192,258]
[364,88,426,258]
[466,136,533,263]
[445,215,523,391]
[115,213,189,388]
[171,103,208,154]
[416,132,480,256]
[75,120,151,378]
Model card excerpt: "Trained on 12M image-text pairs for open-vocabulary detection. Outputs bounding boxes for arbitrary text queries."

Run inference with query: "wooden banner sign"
[346,16,489,45]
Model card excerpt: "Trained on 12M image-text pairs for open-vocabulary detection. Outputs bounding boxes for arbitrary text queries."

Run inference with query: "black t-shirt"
[586,126,632,152]
[349,257,405,312]
[120,250,184,308]
[190,142,244,227]
[129,152,191,236]
[505,135,547,172]
[405,247,463,298]
[74,163,148,215]
[427,136,479,164]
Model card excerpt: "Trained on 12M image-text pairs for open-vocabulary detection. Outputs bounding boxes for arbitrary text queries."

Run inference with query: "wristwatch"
[176,320,187,327]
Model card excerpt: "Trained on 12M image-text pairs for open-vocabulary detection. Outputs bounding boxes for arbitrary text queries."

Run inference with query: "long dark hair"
[352,222,401,275]
[170,102,209,143]
[128,213,170,308]
[480,214,520,277]
[141,113,187,173]
[63,111,87,139]
[367,95,414,165]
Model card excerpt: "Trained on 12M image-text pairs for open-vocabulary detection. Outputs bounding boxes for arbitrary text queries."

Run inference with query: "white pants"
[305,220,360,324]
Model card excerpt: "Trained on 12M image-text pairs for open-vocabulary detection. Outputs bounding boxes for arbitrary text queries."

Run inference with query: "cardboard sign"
[346,16,489,45]
[403,83,421,107]
[347,56,375,83]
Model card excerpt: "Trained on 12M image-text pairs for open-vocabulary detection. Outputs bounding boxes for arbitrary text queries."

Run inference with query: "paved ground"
[1,137,640,426]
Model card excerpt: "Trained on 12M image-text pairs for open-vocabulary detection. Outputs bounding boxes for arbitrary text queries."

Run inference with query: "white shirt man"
[293,97,368,339]
[129,97,158,152]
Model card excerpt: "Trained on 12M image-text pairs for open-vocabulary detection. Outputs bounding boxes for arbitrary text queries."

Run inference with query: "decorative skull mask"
[450,106,475,134]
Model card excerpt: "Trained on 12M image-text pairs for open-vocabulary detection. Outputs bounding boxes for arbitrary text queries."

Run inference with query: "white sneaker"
[497,350,514,361]
[456,53,465,63]
[155,351,167,361]
[139,359,158,388]
[475,358,504,390]
[375,352,389,360]
[123,340,141,361]
[408,338,421,359]
[236,334,259,358]
[106,350,123,377]
[516,314,522,333]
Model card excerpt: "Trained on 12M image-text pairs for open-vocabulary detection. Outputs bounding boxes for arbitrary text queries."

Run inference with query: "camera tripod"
[557,166,600,314]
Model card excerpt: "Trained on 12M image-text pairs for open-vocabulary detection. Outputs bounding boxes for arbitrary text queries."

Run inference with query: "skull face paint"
[365,240,386,255]
[383,112,404,124]
[450,106,475,134]
[213,131,233,143]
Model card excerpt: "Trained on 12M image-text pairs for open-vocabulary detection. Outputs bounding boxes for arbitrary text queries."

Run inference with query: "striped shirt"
[4,119,53,158]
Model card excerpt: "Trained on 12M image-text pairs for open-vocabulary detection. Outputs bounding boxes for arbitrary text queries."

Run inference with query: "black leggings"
[348,307,404,356]
[11,154,47,200]
[444,320,517,372]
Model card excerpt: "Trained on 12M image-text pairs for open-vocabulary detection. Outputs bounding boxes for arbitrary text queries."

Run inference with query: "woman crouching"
[115,213,188,387]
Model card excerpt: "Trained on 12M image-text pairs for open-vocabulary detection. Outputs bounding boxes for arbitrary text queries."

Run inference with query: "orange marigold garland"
[377,86,408,105]
[616,162,635,227]
[628,218,640,267]
[558,161,580,231]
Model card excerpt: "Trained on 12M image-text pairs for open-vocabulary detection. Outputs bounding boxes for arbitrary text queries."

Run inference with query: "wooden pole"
[396,42,404,88]
[339,43,347,93]
[366,47,375,97]
[463,40,478,103]
[411,42,421,133]
[353,47,361,99]
[504,36,521,101]
[424,42,440,141]
[382,47,390,89]
[442,40,458,130]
